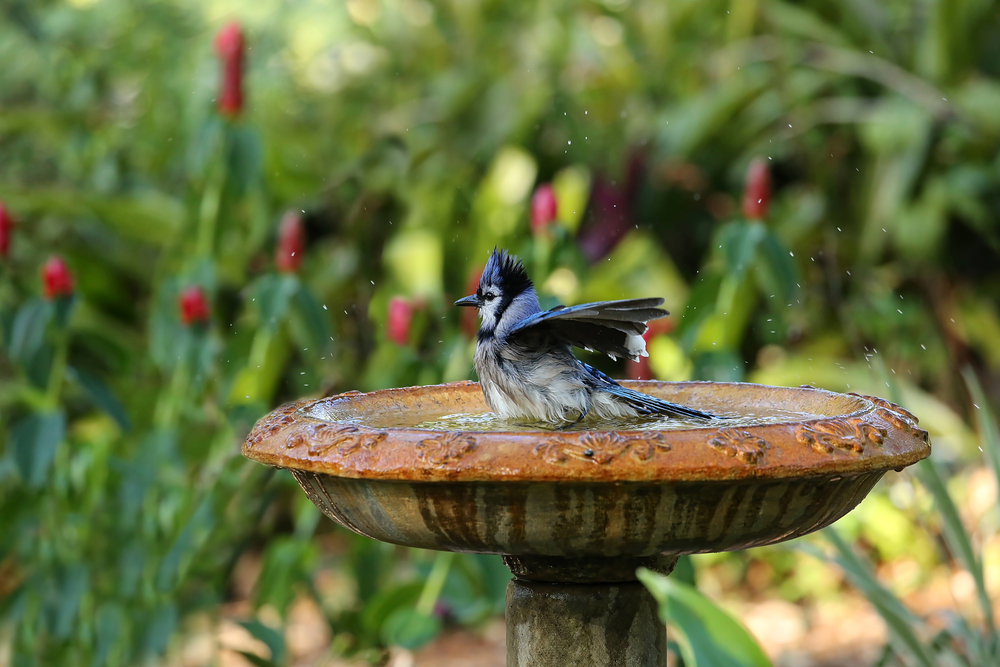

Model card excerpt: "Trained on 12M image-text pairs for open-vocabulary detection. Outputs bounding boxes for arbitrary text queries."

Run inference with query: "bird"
[454,248,716,425]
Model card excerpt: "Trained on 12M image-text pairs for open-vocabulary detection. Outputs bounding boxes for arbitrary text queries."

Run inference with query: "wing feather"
[509,298,669,361]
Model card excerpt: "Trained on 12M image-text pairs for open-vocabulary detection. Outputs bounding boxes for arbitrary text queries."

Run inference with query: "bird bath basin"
[243,380,930,666]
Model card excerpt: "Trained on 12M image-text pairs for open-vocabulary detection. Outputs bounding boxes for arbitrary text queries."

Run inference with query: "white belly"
[474,342,637,422]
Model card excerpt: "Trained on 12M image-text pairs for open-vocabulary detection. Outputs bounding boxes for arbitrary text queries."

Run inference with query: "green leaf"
[143,604,178,657]
[717,221,766,279]
[360,580,425,637]
[149,279,184,372]
[92,603,124,667]
[962,367,1000,504]
[351,539,396,604]
[380,608,441,650]
[8,298,52,367]
[290,284,333,355]
[11,411,66,488]
[637,568,772,667]
[156,494,215,593]
[51,564,89,640]
[227,125,264,196]
[237,652,277,667]
[755,231,799,304]
[916,458,993,632]
[239,620,285,665]
[0,187,182,245]
[821,530,936,667]
[253,274,300,331]
[253,536,316,614]
[68,367,131,431]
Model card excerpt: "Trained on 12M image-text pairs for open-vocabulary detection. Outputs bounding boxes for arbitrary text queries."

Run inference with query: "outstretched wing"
[508,298,668,361]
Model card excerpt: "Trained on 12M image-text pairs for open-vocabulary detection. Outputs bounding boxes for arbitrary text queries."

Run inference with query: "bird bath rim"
[242,380,931,484]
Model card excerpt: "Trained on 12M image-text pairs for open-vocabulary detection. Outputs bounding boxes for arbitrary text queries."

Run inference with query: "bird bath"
[243,380,930,667]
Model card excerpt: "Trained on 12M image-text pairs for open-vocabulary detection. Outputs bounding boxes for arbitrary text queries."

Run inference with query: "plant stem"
[196,138,227,258]
[44,328,69,410]
[415,551,455,617]
[156,335,192,428]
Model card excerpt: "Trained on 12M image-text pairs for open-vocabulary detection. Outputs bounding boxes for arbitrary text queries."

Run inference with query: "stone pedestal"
[503,556,675,667]
[506,580,665,667]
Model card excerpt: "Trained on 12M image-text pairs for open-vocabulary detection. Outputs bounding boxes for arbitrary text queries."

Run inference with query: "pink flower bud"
[215,22,245,61]
[741,159,772,220]
[0,203,14,258]
[179,286,211,326]
[530,183,558,235]
[215,23,245,117]
[275,212,305,273]
[42,256,74,300]
[387,297,414,346]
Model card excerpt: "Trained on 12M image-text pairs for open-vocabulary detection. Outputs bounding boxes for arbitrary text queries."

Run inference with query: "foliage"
[810,370,1000,666]
[0,0,999,664]
[639,567,773,667]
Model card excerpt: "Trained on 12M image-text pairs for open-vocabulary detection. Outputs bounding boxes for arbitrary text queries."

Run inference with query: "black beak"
[454,294,480,308]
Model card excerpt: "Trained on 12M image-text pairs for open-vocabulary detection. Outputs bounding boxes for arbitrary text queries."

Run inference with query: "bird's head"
[454,248,535,334]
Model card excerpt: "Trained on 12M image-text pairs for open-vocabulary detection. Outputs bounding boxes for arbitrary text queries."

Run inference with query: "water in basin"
[366,408,823,432]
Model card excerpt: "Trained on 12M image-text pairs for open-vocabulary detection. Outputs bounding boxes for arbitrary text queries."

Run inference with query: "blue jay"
[455,248,715,425]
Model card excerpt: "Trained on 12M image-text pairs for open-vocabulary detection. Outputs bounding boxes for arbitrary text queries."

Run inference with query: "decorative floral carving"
[416,432,477,466]
[534,432,671,465]
[862,395,918,424]
[707,428,770,465]
[245,402,299,449]
[797,418,885,455]
[284,423,387,457]
[849,393,929,444]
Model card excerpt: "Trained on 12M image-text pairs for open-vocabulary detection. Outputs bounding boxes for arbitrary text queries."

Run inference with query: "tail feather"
[609,385,717,420]
[582,362,716,420]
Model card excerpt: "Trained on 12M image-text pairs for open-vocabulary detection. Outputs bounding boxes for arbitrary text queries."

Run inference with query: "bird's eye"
[484,293,496,301]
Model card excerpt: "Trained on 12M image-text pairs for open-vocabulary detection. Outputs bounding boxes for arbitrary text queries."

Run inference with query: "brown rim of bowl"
[242,380,931,483]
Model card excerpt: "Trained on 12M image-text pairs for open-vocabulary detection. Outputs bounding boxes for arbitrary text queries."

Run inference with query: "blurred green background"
[2,0,1000,665]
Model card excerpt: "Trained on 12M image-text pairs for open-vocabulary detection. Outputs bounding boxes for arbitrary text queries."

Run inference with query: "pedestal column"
[503,555,676,667]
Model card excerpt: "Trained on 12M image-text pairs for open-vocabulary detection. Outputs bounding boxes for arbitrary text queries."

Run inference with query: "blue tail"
[582,363,716,420]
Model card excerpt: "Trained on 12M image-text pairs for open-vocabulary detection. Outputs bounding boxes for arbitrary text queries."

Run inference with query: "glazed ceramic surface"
[243,381,930,557]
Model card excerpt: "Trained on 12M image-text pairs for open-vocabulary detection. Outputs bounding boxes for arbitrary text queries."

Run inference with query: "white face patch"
[477,286,502,327]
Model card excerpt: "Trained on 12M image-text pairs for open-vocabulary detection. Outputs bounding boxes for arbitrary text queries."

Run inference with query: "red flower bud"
[0,203,14,258]
[42,256,74,300]
[387,297,414,346]
[530,183,558,235]
[741,158,772,220]
[215,22,245,61]
[179,286,211,326]
[215,22,245,117]
[275,212,305,273]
